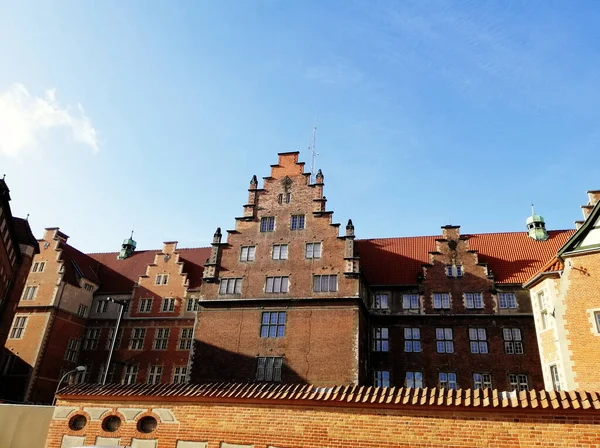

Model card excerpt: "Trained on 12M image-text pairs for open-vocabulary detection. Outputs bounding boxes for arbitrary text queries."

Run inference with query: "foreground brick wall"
[49,395,600,448]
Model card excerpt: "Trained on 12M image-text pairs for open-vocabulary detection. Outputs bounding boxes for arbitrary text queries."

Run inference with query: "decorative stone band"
[56,382,600,412]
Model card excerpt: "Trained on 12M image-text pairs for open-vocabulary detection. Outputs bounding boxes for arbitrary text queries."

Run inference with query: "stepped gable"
[357,229,575,286]
[56,381,600,411]
[88,247,211,293]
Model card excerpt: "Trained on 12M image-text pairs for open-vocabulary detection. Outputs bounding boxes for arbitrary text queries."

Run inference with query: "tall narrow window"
[9,316,27,339]
[439,372,457,390]
[161,298,176,312]
[509,374,529,391]
[498,292,517,309]
[186,298,200,312]
[503,328,524,354]
[373,293,389,310]
[290,214,305,230]
[469,328,488,354]
[240,246,256,262]
[436,328,454,353]
[260,312,286,338]
[404,328,421,353]
[154,328,170,350]
[179,328,194,350]
[433,293,451,309]
[156,274,169,285]
[373,327,389,352]
[538,291,549,329]
[123,365,138,385]
[260,217,275,232]
[465,293,483,309]
[265,276,289,293]
[147,365,162,385]
[96,300,108,313]
[22,286,38,301]
[405,371,423,388]
[130,328,146,350]
[313,275,337,292]
[65,339,80,362]
[83,328,100,350]
[77,304,88,317]
[173,366,187,383]
[402,294,419,310]
[305,242,321,259]
[550,365,561,391]
[374,370,390,388]
[32,261,46,273]
[473,373,492,390]
[595,312,600,332]
[256,357,283,382]
[219,278,243,294]
[139,298,152,313]
[272,244,288,260]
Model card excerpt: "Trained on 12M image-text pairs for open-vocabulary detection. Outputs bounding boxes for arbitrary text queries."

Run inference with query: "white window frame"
[469,328,488,354]
[373,327,389,352]
[305,242,322,259]
[550,365,561,391]
[446,265,463,278]
[509,373,529,391]
[147,365,163,384]
[154,328,170,350]
[83,328,100,350]
[9,316,27,339]
[538,290,550,330]
[77,304,88,318]
[402,294,419,310]
[312,274,337,293]
[240,245,256,262]
[173,366,187,383]
[272,244,289,260]
[65,338,80,362]
[130,328,146,350]
[22,286,38,301]
[373,293,389,310]
[161,298,176,312]
[260,216,275,232]
[186,298,200,312]
[219,278,243,295]
[439,372,457,390]
[374,370,390,388]
[123,365,138,385]
[436,328,454,353]
[106,327,122,350]
[433,293,451,309]
[266,276,289,293]
[473,373,492,390]
[290,214,305,230]
[498,292,517,309]
[503,328,524,354]
[405,371,423,388]
[139,298,153,313]
[404,328,421,353]
[465,292,483,309]
[32,261,46,273]
[179,328,193,350]
[156,274,169,285]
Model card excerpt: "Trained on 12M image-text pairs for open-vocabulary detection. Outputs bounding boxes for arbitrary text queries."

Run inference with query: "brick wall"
[48,394,600,448]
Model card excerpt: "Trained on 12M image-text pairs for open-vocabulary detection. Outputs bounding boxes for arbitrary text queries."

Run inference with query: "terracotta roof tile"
[357,229,575,285]
[56,382,600,412]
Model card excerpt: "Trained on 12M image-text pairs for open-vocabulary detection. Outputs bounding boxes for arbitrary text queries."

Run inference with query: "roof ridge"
[86,246,211,256]
[357,228,575,242]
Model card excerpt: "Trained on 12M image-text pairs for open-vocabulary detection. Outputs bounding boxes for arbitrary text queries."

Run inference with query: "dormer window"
[446,265,463,278]
[156,274,169,285]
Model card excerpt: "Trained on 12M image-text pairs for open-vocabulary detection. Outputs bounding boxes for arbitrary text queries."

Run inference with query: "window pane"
[274,277,282,292]
[273,245,280,259]
[281,245,288,259]
[262,313,270,324]
[226,279,234,294]
[436,328,444,339]
[313,276,320,292]
[306,244,313,258]
[413,328,420,339]
[266,277,274,293]
[444,328,452,339]
[478,329,486,339]
[278,312,286,324]
[320,276,328,292]
[234,279,242,294]
[503,328,512,340]
[281,277,289,292]
[404,328,412,339]
[329,275,337,292]
[446,341,454,353]
[512,329,522,340]
[469,328,477,340]
[219,282,227,294]
[314,243,321,258]
[381,294,388,308]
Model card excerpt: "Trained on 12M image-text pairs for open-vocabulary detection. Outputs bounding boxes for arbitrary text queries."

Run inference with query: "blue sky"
[1,1,599,252]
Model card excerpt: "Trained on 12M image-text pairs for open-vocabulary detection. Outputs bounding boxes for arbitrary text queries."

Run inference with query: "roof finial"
[131,225,135,239]
[531,202,535,216]
[2,174,5,180]
[26,213,29,222]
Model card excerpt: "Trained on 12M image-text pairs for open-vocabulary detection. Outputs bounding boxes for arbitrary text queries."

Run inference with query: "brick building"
[524,191,600,391]
[2,152,578,403]
[0,178,39,396]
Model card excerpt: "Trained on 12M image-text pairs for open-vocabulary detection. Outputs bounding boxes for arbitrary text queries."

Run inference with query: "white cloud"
[0,83,99,157]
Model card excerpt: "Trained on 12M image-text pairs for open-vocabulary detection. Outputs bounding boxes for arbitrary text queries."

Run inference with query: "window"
[473,373,492,390]
[305,242,321,259]
[156,274,169,285]
[313,274,337,292]
[404,328,421,352]
[503,328,524,354]
[469,328,488,354]
[266,276,289,293]
[550,365,561,391]
[256,357,283,382]
[75,365,91,384]
[161,298,176,312]
[595,312,600,332]
[439,372,457,390]
[240,246,256,262]
[123,365,138,385]
[290,214,305,230]
[402,294,419,310]
[446,265,463,277]
[65,339,80,362]
[139,298,152,313]
[219,278,243,294]
[154,328,170,350]
[84,283,94,292]
[373,293,389,310]
[373,327,389,352]
[405,371,423,388]
[436,328,454,353]
[22,286,38,301]
[433,293,451,309]
[186,298,200,312]
[130,328,146,350]
[173,366,187,383]
[465,292,483,309]
[260,217,275,232]
[374,370,390,388]
[32,261,46,272]
[272,244,288,260]
[179,328,193,350]
[122,300,131,313]
[77,304,88,317]
[106,328,123,350]
[260,312,286,338]
[98,364,116,383]
[538,291,549,329]
[83,328,100,350]
[286,192,291,204]
[9,316,27,339]
[96,300,108,313]
[498,292,517,309]
[509,374,529,391]
[147,365,162,384]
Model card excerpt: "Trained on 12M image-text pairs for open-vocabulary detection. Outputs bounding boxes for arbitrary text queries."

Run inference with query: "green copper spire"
[117,229,137,259]
[526,203,549,241]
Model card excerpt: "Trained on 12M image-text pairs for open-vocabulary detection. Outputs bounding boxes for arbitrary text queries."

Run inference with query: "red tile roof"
[356,230,575,285]
[523,257,565,287]
[88,247,211,294]
[59,242,101,287]
[56,382,600,411]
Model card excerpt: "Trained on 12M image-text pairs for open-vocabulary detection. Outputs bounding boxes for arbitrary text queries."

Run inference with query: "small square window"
[313,275,337,292]
[469,328,488,354]
[439,372,457,390]
[156,274,169,285]
[260,217,275,232]
[404,328,421,353]
[272,244,288,260]
[266,276,289,293]
[373,293,389,310]
[498,292,517,309]
[433,293,451,309]
[374,370,390,388]
[465,293,483,309]
[436,328,454,353]
[260,312,286,338]
[305,242,321,259]
[509,373,529,391]
[473,373,492,390]
[405,371,423,388]
[240,246,256,262]
[290,214,305,230]
[402,294,419,310]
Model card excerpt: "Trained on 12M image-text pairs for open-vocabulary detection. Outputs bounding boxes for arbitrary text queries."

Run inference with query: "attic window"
[156,274,169,285]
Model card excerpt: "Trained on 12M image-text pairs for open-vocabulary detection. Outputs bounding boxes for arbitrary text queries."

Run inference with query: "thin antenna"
[131,225,135,239]
[26,213,29,222]
[531,202,535,216]
[308,124,318,183]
